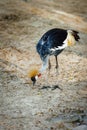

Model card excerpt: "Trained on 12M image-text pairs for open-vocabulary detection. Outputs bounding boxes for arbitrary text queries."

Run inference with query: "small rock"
[72,125,87,130]
[83,116,87,124]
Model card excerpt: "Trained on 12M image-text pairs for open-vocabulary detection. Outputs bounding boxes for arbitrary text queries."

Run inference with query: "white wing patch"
[49,30,75,53]
[50,39,67,52]
[63,30,76,46]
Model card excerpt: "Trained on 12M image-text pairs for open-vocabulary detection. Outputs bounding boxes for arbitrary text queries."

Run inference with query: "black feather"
[36,28,80,62]
[72,30,80,41]
[36,28,67,60]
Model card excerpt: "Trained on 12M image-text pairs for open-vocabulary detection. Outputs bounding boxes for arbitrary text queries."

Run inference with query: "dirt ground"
[0,0,87,130]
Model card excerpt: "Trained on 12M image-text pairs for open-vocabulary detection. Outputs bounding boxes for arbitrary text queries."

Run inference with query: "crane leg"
[55,55,59,74]
[48,59,51,71]
[47,58,51,76]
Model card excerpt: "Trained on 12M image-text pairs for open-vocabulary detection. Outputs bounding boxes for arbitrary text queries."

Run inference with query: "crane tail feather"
[72,30,80,41]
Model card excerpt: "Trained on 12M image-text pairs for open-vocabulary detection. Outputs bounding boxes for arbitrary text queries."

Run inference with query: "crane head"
[28,68,41,85]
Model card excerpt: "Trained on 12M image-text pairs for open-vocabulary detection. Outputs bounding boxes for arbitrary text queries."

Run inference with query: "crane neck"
[40,56,49,73]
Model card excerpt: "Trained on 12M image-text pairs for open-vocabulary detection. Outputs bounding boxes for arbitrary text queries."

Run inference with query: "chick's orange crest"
[28,68,39,78]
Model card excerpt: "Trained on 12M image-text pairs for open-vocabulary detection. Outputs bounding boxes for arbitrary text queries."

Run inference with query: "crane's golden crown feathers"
[28,68,39,78]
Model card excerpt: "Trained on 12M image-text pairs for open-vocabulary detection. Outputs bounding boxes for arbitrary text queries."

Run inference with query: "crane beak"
[32,79,36,86]
[31,76,36,86]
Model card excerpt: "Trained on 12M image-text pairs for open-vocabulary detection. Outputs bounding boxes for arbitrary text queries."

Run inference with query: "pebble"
[72,125,87,130]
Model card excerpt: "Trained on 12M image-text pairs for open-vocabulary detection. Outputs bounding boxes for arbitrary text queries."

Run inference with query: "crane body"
[30,28,80,85]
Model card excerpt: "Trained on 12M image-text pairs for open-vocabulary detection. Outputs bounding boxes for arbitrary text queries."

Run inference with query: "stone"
[72,125,87,130]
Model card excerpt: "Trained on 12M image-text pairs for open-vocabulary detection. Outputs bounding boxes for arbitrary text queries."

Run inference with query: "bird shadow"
[40,84,63,91]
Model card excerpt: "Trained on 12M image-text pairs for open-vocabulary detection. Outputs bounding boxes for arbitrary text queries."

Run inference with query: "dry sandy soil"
[0,0,87,130]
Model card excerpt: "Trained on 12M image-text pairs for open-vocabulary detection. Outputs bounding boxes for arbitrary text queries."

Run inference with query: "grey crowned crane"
[29,28,80,85]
